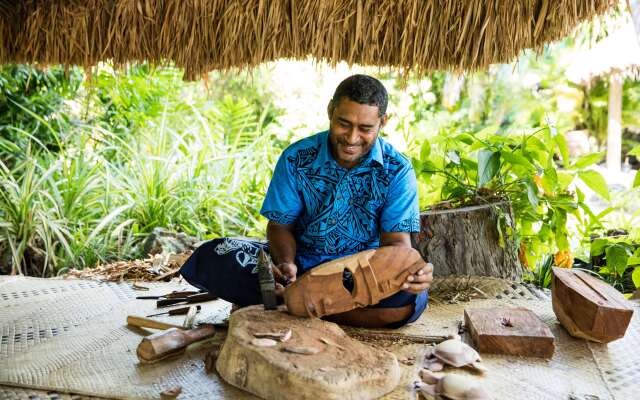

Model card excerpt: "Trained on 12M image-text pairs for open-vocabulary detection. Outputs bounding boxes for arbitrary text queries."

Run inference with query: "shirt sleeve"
[260,151,303,225]
[379,163,420,232]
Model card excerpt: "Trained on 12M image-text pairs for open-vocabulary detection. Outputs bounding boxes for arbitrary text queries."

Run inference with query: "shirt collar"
[316,130,384,169]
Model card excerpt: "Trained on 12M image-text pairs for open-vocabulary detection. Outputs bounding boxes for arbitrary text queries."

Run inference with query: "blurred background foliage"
[1,12,639,293]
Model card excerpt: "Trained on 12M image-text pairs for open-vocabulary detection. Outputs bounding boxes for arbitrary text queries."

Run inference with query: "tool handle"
[127,315,183,331]
[168,305,201,315]
[156,292,216,307]
[136,325,216,363]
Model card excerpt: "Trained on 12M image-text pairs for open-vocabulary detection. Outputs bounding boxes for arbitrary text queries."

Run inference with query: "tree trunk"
[607,74,623,173]
[411,202,523,280]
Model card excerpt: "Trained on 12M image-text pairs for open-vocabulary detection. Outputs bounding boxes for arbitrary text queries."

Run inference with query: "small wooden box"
[464,307,555,358]
[552,267,634,343]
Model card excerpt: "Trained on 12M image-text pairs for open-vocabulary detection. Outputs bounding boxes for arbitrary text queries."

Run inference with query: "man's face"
[327,97,387,169]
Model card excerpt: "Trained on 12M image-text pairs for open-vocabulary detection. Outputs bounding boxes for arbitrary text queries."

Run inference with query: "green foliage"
[590,235,640,293]
[415,124,604,270]
[527,254,554,289]
[0,63,283,275]
[0,64,83,164]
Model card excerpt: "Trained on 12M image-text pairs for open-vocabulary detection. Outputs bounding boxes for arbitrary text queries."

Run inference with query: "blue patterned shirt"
[260,130,420,271]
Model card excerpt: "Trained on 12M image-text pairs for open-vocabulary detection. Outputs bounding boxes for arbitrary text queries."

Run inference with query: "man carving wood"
[180,75,433,327]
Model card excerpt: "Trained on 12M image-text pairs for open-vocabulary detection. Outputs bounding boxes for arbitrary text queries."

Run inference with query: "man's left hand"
[402,262,433,294]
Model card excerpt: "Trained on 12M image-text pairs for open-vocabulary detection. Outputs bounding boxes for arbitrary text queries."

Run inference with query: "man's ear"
[327,100,334,120]
[380,114,388,129]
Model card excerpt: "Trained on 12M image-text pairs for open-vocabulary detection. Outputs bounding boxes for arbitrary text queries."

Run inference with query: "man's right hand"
[273,262,297,297]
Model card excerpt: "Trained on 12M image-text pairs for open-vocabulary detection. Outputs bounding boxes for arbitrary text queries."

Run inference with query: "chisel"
[156,292,217,307]
[146,305,201,317]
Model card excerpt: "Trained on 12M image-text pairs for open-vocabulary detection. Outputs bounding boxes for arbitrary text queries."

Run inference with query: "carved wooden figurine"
[552,267,633,343]
[283,246,426,318]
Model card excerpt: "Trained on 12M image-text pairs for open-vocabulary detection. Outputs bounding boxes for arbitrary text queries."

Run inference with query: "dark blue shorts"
[179,238,428,326]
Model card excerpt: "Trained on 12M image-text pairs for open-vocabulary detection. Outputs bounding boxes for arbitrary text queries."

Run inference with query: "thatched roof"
[566,23,640,85]
[0,0,617,79]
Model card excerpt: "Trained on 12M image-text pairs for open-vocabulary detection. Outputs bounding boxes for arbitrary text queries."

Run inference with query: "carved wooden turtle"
[416,369,491,400]
[425,335,486,372]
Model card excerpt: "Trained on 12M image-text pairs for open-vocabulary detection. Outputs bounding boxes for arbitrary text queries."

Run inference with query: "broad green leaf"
[590,238,609,257]
[606,244,630,277]
[577,170,610,201]
[447,150,461,165]
[475,124,499,140]
[554,133,570,166]
[541,166,558,193]
[477,150,500,187]
[526,178,539,208]
[456,133,474,145]
[525,136,547,152]
[627,256,640,266]
[633,170,640,188]
[420,140,431,161]
[557,172,574,190]
[500,151,534,171]
[421,160,438,174]
[572,152,604,169]
[629,145,640,157]
[633,267,640,288]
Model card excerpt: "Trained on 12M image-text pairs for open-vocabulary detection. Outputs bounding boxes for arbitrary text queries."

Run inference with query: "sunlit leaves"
[477,149,500,187]
[577,170,610,200]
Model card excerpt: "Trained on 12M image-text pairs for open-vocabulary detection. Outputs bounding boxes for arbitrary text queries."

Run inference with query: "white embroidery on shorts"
[214,238,263,273]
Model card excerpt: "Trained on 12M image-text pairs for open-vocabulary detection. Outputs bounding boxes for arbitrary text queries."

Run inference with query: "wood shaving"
[319,337,346,350]
[64,252,191,282]
[160,385,182,399]
[282,345,321,355]
[251,338,278,347]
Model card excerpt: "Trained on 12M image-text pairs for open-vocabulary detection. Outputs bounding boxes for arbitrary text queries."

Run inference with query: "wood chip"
[160,385,182,399]
[319,337,346,350]
[132,282,149,291]
[282,345,321,355]
[253,328,292,342]
[251,338,278,347]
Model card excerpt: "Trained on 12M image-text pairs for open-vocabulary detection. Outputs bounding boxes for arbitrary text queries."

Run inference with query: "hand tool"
[156,292,217,307]
[136,290,200,300]
[146,305,201,317]
[127,316,185,331]
[136,324,217,363]
[257,248,277,310]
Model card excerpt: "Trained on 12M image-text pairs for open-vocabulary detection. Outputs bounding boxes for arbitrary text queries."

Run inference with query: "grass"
[0,91,281,276]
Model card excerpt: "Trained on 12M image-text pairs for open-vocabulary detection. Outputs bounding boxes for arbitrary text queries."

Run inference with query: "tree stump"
[215,305,401,400]
[411,202,523,280]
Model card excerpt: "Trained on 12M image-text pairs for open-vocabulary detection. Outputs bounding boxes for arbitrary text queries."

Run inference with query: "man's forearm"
[266,221,297,265]
[380,231,412,248]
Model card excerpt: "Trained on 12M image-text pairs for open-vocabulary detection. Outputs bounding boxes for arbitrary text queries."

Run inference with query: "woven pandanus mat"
[1,275,638,400]
[0,276,251,400]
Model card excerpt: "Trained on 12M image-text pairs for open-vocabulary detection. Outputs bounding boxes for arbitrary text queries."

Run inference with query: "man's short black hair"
[331,74,388,118]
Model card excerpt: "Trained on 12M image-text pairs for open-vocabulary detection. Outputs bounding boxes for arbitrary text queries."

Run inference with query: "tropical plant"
[414,124,609,272]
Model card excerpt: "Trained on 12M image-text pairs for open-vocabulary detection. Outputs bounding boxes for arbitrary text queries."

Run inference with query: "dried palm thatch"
[0,0,617,79]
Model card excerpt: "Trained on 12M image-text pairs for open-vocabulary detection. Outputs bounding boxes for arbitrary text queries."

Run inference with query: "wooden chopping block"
[552,267,634,343]
[464,307,555,358]
[215,305,401,400]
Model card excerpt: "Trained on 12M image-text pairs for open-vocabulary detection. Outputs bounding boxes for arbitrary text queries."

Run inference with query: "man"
[180,74,433,327]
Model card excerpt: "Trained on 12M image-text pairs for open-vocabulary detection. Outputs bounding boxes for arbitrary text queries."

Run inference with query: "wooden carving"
[552,267,634,343]
[464,307,555,358]
[283,246,426,318]
[215,305,401,400]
